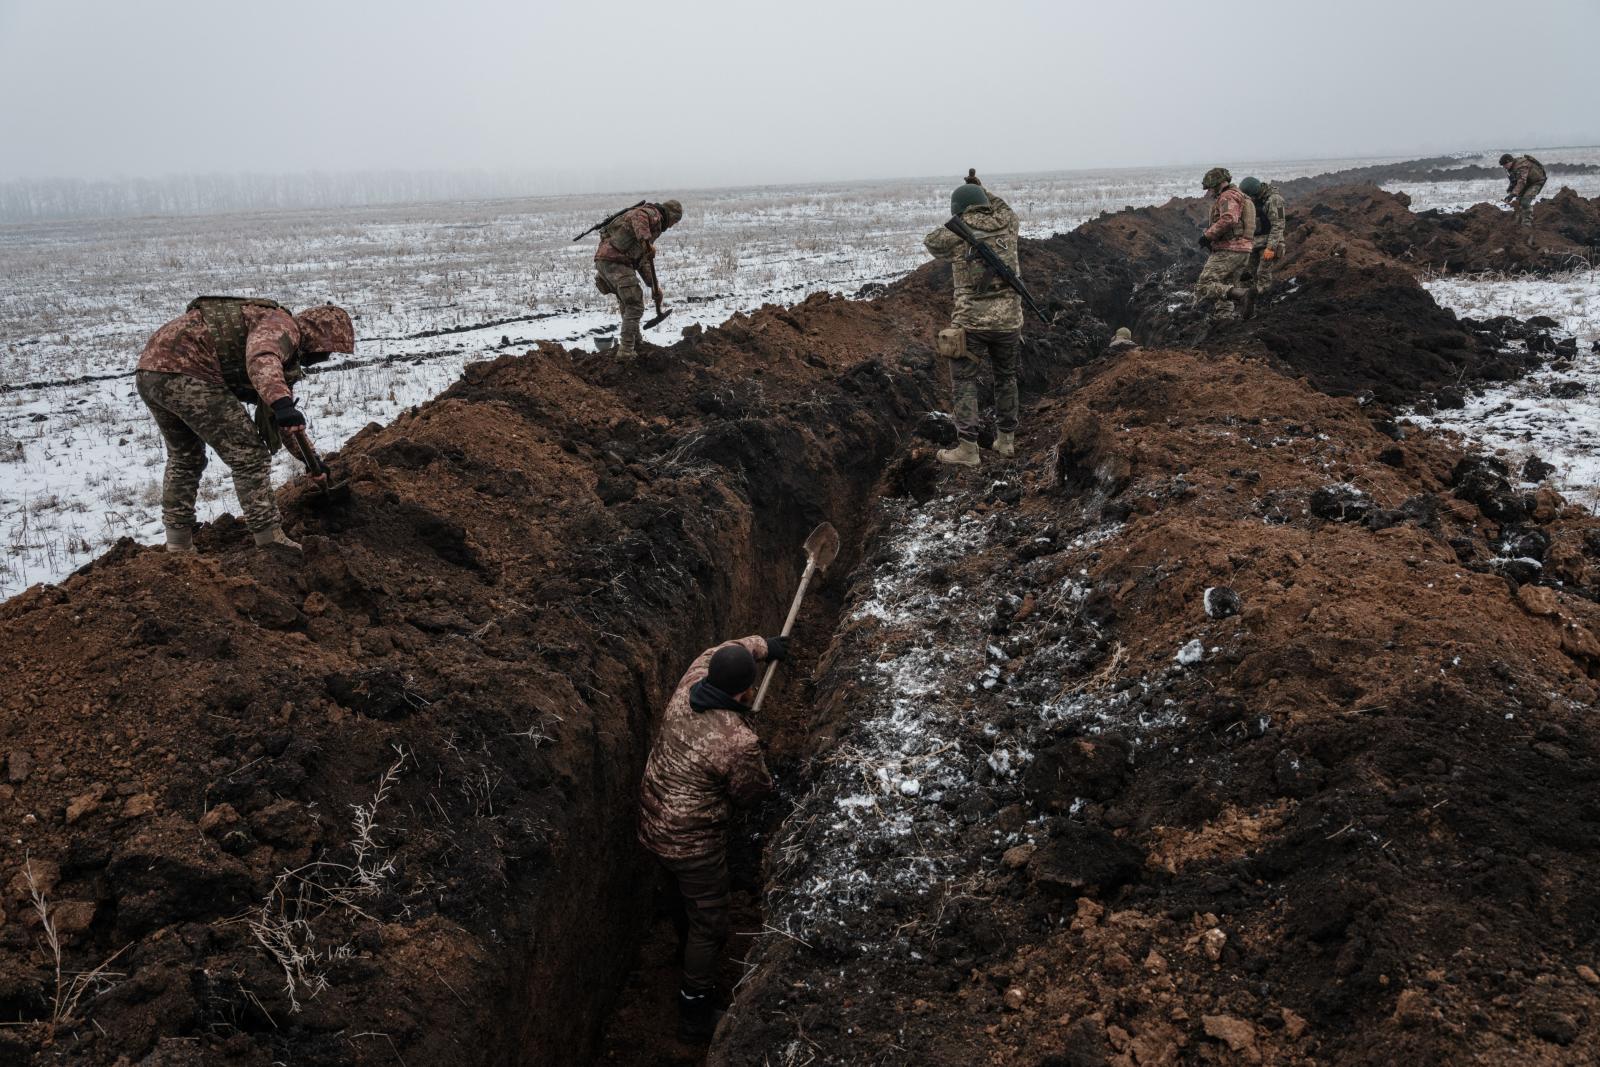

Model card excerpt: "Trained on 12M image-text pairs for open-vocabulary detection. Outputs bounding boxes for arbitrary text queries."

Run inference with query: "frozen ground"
[1414,269,1600,508]
[3,150,1596,599]
[1382,146,1600,213]
[0,155,1397,599]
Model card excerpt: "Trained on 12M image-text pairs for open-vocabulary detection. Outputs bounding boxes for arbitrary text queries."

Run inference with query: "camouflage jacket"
[137,303,300,405]
[924,196,1024,332]
[1204,185,1256,253]
[596,203,665,267]
[1251,183,1286,251]
[638,636,774,860]
[1507,155,1547,198]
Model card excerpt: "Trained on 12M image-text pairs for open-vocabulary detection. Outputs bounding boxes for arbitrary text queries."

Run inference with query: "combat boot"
[616,341,639,362]
[165,527,195,554]
[993,431,1016,457]
[1227,286,1256,320]
[677,987,723,1043]
[937,439,980,467]
[253,527,303,553]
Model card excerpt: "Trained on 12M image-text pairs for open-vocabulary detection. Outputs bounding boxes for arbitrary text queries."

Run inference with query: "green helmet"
[1498,153,1515,167]
[659,199,683,227]
[1239,176,1263,197]
[1201,167,1231,191]
[951,182,989,216]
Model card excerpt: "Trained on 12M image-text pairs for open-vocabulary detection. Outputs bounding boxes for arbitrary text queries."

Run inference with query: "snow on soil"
[0,155,1397,599]
[1412,271,1600,509]
[763,488,1167,950]
[1383,146,1600,213]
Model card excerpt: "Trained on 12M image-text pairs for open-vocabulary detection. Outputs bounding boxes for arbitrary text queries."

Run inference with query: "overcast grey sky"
[1,0,1596,188]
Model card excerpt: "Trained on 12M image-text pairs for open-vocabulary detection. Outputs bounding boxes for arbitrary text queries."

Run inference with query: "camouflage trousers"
[950,329,1020,442]
[136,370,279,534]
[595,259,644,353]
[1247,241,1280,294]
[1195,250,1253,319]
[1513,182,1544,229]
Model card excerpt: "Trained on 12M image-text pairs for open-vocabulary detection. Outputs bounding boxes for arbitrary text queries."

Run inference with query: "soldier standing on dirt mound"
[594,198,683,359]
[136,297,355,555]
[1500,152,1547,247]
[924,169,1024,468]
[638,634,788,1041]
[1238,176,1286,296]
[1194,167,1257,325]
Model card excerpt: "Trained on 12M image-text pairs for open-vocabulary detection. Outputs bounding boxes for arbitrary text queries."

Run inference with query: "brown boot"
[992,431,1016,457]
[1227,286,1256,320]
[936,439,980,467]
[253,527,302,553]
[164,527,195,554]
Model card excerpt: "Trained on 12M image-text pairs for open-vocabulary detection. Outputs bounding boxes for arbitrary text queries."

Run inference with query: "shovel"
[643,308,673,331]
[750,521,841,714]
[283,429,351,504]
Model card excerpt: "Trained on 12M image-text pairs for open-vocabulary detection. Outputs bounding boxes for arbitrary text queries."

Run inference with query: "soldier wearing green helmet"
[1238,176,1286,295]
[923,169,1024,468]
[1194,167,1257,325]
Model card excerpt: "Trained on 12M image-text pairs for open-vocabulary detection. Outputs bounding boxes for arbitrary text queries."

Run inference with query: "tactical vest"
[186,296,294,403]
[602,207,654,261]
[1252,189,1274,236]
[1521,156,1547,184]
[1238,193,1257,242]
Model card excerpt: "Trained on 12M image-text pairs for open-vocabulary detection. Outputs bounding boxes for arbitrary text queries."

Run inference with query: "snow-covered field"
[1413,269,1600,508]
[2,149,1596,599]
[1382,146,1600,213]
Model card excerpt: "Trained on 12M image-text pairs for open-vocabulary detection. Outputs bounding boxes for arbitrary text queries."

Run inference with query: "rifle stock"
[944,216,1051,325]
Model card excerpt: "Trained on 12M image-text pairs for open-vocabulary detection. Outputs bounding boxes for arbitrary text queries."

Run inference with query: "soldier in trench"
[637,633,788,1041]
[136,296,355,554]
[923,169,1024,468]
[593,199,684,359]
[1194,167,1257,325]
[1238,175,1287,296]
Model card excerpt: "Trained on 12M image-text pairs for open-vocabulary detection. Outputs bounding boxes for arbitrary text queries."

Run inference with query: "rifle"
[572,199,647,242]
[944,216,1051,325]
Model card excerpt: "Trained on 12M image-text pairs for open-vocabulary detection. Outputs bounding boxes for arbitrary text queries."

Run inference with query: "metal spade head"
[805,522,840,572]
[643,308,673,331]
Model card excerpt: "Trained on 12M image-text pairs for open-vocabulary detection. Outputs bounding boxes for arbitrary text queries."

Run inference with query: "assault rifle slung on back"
[572,199,647,242]
[944,215,1052,325]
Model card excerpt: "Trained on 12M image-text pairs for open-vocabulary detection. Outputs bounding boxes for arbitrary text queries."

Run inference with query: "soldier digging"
[136,297,354,554]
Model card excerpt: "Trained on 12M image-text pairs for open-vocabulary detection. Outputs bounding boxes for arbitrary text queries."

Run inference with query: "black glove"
[270,397,305,429]
[764,635,789,662]
[1198,233,1212,250]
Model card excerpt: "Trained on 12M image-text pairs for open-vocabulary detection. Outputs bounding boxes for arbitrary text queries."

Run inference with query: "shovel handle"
[750,559,818,715]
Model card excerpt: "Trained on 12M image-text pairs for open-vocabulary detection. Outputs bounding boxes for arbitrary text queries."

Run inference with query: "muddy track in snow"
[1,158,1598,1066]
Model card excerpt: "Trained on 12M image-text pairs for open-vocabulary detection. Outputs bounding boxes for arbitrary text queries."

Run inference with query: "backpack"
[601,207,654,260]
[186,296,293,403]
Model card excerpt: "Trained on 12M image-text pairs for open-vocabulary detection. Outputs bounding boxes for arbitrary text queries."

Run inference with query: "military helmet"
[659,199,683,227]
[293,305,355,357]
[1201,167,1232,191]
[951,182,989,216]
[1114,327,1132,341]
[1239,176,1263,197]
[1499,153,1515,166]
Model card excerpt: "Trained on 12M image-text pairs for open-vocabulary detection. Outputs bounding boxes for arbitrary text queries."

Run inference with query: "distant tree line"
[0,169,653,222]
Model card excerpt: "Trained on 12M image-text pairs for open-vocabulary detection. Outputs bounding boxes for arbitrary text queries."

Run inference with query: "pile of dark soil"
[2,156,1596,1067]
[717,349,1600,1065]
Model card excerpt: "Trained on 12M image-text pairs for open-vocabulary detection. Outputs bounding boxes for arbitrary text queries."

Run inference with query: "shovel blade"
[804,521,841,572]
[643,309,673,331]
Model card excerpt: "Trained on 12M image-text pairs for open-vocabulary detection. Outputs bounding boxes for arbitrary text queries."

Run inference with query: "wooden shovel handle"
[750,559,817,715]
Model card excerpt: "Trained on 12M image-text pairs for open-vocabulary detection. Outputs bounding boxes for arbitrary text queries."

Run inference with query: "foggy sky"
[2,0,1596,190]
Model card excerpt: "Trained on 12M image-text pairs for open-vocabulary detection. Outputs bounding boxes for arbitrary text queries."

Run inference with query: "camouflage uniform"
[924,196,1023,443]
[1506,155,1547,232]
[136,301,354,537]
[1246,182,1286,294]
[595,204,667,355]
[1196,185,1257,321]
[639,636,775,993]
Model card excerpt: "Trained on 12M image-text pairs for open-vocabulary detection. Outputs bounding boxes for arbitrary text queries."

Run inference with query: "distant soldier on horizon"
[136,297,354,554]
[1500,152,1547,246]
[924,169,1024,468]
[593,199,683,360]
[1239,176,1286,296]
[1195,167,1257,325]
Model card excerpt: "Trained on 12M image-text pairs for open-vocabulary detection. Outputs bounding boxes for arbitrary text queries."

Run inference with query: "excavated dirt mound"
[716,349,1600,1065]
[2,158,1596,1066]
